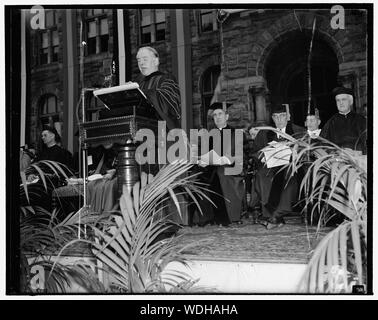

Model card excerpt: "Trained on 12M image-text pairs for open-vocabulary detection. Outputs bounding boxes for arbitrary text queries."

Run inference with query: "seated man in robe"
[320,86,367,154]
[252,103,302,229]
[197,102,247,227]
[303,106,322,140]
[20,126,74,215]
[297,105,323,224]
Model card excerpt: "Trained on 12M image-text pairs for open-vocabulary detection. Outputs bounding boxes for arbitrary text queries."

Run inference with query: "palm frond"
[86,162,213,293]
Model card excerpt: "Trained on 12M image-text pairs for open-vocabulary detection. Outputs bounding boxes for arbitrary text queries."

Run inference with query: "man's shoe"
[256,216,269,227]
[266,217,285,230]
[218,223,230,228]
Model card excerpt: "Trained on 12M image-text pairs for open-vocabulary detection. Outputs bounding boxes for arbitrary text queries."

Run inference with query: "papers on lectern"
[93,82,148,110]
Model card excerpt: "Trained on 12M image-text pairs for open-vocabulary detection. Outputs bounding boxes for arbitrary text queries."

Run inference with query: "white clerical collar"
[307,129,321,138]
[277,127,286,137]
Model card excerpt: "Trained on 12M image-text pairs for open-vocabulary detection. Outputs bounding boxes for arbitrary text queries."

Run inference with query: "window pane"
[100,18,108,35]
[141,26,151,44]
[52,46,59,62]
[201,12,213,32]
[87,38,96,55]
[52,30,59,46]
[211,69,220,90]
[41,32,49,48]
[40,48,48,65]
[46,11,55,27]
[41,101,47,114]
[203,67,220,93]
[47,96,57,113]
[100,35,109,52]
[156,23,165,41]
[155,9,166,23]
[88,21,97,38]
[201,9,213,14]
[204,96,212,109]
[141,9,152,26]
[203,76,212,93]
[94,9,103,15]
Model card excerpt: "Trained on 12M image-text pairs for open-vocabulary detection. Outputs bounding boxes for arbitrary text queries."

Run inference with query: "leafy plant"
[19,159,105,293]
[78,160,214,293]
[256,127,367,293]
[24,160,215,293]
[20,209,106,293]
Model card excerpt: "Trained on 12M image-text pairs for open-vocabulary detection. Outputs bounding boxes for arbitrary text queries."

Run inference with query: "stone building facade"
[23,7,368,153]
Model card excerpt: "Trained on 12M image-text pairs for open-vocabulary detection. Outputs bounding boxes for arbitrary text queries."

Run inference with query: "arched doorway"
[265,30,339,127]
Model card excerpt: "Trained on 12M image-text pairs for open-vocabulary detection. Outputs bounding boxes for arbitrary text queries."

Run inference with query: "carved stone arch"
[257,28,343,78]
[255,12,345,77]
[254,20,341,126]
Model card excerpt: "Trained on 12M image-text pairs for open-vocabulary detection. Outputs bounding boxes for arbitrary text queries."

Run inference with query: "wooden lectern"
[79,83,159,197]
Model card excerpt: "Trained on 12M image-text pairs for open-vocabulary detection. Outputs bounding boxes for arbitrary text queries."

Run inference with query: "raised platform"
[27,216,332,294]
[162,217,331,293]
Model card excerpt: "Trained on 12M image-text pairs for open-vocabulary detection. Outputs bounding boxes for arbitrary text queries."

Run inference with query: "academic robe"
[137,71,181,131]
[138,71,184,225]
[252,122,301,219]
[320,112,367,154]
[207,125,247,224]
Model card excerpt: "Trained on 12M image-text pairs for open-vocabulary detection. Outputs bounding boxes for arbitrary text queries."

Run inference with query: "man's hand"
[249,127,259,140]
[103,169,116,180]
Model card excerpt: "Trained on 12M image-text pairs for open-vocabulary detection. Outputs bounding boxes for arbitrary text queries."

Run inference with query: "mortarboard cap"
[332,86,354,97]
[209,102,233,113]
[306,102,320,118]
[271,103,288,114]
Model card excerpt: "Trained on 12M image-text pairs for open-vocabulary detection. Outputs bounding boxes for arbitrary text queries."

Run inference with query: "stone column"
[250,82,268,124]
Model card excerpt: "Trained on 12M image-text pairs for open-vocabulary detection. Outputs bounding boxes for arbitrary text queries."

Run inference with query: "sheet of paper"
[198,149,231,166]
[262,142,292,168]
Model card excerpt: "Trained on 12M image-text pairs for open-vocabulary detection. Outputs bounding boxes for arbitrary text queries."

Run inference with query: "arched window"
[201,65,221,127]
[39,94,62,135]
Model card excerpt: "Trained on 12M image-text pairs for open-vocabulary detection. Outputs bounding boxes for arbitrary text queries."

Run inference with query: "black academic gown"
[320,112,367,154]
[252,123,300,219]
[137,71,181,131]
[207,125,246,225]
[138,71,185,225]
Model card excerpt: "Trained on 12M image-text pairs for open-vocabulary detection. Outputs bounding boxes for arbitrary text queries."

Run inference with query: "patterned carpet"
[175,217,332,263]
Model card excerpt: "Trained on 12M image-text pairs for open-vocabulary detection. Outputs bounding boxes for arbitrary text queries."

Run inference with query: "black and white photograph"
[2,1,373,300]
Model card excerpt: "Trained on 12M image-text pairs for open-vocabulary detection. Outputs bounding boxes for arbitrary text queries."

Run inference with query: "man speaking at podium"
[136,46,184,228]
[136,46,181,130]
